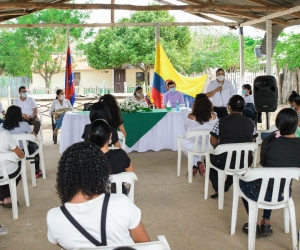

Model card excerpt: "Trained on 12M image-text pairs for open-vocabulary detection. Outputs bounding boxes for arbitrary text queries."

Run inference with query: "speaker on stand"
[253,75,278,130]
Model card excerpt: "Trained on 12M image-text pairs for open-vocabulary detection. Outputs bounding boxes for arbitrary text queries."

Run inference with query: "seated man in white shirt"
[13,86,41,135]
[0,101,5,124]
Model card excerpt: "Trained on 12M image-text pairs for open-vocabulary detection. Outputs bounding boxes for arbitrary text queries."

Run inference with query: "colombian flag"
[65,46,76,106]
[152,43,208,108]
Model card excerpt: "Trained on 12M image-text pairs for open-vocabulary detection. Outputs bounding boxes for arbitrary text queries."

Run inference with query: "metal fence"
[0,76,30,97]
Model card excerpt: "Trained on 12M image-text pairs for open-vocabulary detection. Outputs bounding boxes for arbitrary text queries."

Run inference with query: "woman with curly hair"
[46,142,150,249]
[181,93,218,176]
[2,105,42,178]
[100,94,127,137]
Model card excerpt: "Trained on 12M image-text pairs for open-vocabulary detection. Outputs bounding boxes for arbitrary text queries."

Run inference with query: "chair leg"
[288,199,297,250]
[187,152,193,183]
[231,177,239,235]
[204,161,210,199]
[39,147,46,179]
[8,179,18,220]
[30,162,36,187]
[177,144,181,177]
[248,203,258,250]
[217,171,225,210]
[20,160,30,207]
[283,207,290,233]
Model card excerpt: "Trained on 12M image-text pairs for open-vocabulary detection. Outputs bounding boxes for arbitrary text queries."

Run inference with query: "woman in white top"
[49,89,73,139]
[242,84,256,121]
[128,87,148,108]
[2,105,42,178]
[0,130,24,207]
[182,94,218,176]
[47,142,150,249]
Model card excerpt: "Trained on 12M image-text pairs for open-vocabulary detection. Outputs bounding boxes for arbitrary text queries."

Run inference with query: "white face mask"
[136,93,141,97]
[60,94,65,100]
[217,75,225,81]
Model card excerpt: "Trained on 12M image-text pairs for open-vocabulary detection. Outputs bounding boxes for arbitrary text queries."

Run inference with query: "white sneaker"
[0,225,8,235]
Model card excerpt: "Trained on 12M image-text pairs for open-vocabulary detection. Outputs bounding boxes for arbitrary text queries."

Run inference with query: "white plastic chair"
[78,235,170,250]
[177,130,212,183]
[110,172,138,203]
[0,152,30,220]
[231,168,300,250]
[204,142,258,210]
[12,133,46,187]
[117,131,126,151]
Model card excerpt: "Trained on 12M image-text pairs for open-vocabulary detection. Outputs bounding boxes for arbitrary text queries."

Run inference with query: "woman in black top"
[240,108,300,236]
[209,95,257,198]
[89,119,134,174]
[81,102,121,148]
[99,94,127,137]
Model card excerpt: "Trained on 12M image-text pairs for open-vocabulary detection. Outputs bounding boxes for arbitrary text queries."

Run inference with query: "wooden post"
[266,19,272,75]
[155,24,160,47]
[111,0,114,23]
[239,27,245,88]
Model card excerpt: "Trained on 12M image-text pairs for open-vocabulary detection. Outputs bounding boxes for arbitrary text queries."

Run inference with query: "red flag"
[65,46,75,105]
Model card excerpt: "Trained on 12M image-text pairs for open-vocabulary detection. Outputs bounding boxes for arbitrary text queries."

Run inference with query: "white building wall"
[32,68,154,89]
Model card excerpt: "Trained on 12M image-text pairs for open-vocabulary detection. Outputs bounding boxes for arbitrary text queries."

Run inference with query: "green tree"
[0,9,91,88]
[187,28,261,74]
[86,9,191,85]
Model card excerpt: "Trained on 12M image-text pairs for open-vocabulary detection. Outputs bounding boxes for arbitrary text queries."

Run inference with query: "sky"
[75,0,268,37]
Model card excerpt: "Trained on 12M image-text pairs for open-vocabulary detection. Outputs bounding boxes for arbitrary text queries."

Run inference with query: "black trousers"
[0,165,21,201]
[213,107,228,119]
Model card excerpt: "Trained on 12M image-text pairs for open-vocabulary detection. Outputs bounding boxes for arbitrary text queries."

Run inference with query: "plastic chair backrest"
[11,133,39,157]
[117,131,126,150]
[110,172,138,202]
[241,167,300,207]
[212,142,258,174]
[83,103,94,111]
[0,152,20,180]
[183,129,212,152]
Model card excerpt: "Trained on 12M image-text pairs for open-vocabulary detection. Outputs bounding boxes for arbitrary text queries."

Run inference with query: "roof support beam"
[0,3,287,12]
[240,5,300,27]
[247,0,300,19]
[0,21,239,29]
[220,9,288,25]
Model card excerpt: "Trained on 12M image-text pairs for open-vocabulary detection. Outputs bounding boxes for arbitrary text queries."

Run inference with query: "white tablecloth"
[59,110,188,153]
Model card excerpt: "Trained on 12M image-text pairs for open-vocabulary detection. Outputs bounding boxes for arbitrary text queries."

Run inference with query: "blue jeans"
[55,113,65,129]
[0,118,3,124]
[239,180,284,220]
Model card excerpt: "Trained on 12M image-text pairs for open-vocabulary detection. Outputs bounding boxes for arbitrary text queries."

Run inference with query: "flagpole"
[155,23,160,47]
[66,24,70,47]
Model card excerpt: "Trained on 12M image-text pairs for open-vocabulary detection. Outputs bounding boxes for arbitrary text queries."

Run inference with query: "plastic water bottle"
[186,97,189,109]
[176,100,180,111]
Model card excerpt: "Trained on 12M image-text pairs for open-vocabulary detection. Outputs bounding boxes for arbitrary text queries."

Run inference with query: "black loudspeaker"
[253,75,278,112]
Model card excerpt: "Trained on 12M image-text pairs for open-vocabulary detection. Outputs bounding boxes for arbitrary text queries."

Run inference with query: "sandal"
[36,170,42,178]
[210,192,218,199]
[192,166,198,176]
[197,161,205,176]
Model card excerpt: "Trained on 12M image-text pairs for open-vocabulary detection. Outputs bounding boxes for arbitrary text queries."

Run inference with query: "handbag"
[55,108,69,117]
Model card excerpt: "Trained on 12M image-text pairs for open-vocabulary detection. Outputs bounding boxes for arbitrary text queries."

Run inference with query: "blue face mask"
[170,87,176,93]
[291,106,295,110]
[21,92,27,98]
[242,89,247,95]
